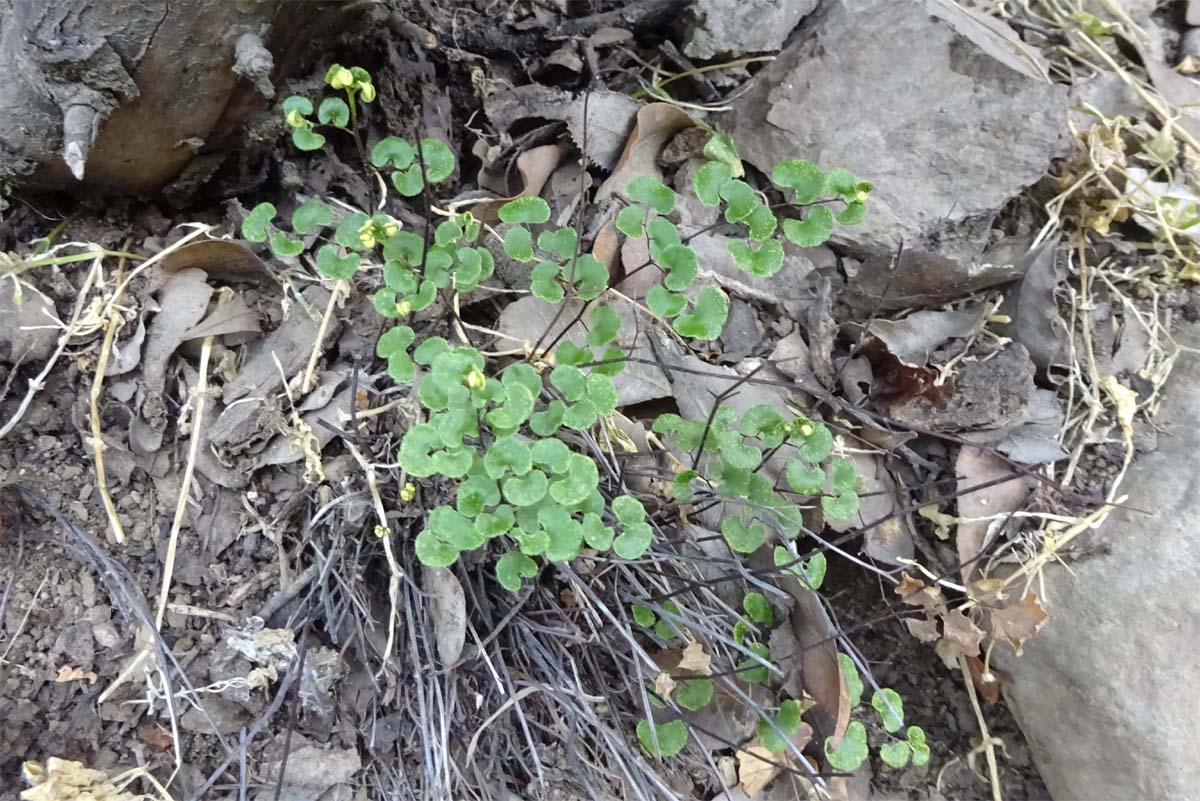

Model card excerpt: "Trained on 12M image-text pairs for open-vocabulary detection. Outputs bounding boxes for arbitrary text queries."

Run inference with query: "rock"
[180,696,248,735]
[683,0,819,59]
[726,0,1066,268]
[998,324,1200,800]
[0,282,58,363]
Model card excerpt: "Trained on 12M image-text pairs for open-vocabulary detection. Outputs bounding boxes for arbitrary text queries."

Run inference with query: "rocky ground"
[2,0,1199,800]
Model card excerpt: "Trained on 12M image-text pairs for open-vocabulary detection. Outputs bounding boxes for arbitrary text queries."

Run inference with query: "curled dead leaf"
[54,665,98,684]
[737,742,779,798]
[655,671,678,701]
[988,593,1048,655]
[895,572,945,609]
[904,616,941,643]
[678,639,712,675]
[158,239,271,283]
[940,607,986,660]
[472,143,565,224]
[596,102,695,202]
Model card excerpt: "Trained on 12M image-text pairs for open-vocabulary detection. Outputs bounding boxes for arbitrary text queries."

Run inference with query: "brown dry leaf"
[940,607,986,659]
[158,238,271,283]
[965,655,1002,705]
[471,144,565,224]
[737,741,780,797]
[779,581,849,744]
[596,102,695,202]
[988,593,1049,655]
[592,221,620,280]
[180,291,262,341]
[904,616,941,643]
[867,305,986,367]
[54,665,98,684]
[20,757,139,801]
[895,572,946,609]
[139,723,175,753]
[678,639,712,675]
[654,670,677,701]
[955,447,1028,582]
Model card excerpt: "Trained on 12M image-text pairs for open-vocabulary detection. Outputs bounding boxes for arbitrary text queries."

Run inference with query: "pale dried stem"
[88,246,130,544]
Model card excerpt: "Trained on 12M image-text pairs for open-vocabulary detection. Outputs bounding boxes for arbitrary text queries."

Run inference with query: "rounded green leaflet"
[825,721,869,772]
[397,423,439,477]
[499,196,551,225]
[502,362,543,396]
[503,469,548,506]
[429,506,485,551]
[722,516,764,553]
[270,232,304,258]
[419,139,456,183]
[413,337,449,366]
[373,289,401,318]
[746,204,778,241]
[613,521,652,559]
[292,128,326,151]
[387,352,415,383]
[675,679,714,712]
[795,421,834,463]
[719,180,758,223]
[582,513,614,550]
[318,97,350,126]
[334,212,370,250]
[385,230,425,265]
[612,494,646,524]
[830,457,858,493]
[822,490,859,522]
[503,227,534,262]
[786,460,825,495]
[496,551,538,591]
[555,342,591,366]
[586,305,621,347]
[626,175,676,214]
[783,206,835,247]
[432,447,473,478]
[410,280,438,312]
[758,699,804,752]
[872,688,905,733]
[837,200,868,225]
[741,404,787,444]
[486,383,536,430]
[392,167,424,197]
[455,247,484,288]
[435,219,463,246]
[823,167,858,197]
[414,529,458,568]
[880,741,911,769]
[543,516,584,562]
[371,136,415,169]
[550,364,587,402]
[586,374,618,416]
[743,592,773,626]
[726,237,783,277]
[632,604,656,627]
[636,719,687,758]
[530,438,570,473]
[549,453,599,506]
[702,132,743,175]
[315,244,360,280]
[561,399,598,430]
[529,399,565,437]
[659,244,698,291]
[242,202,276,243]
[376,325,415,359]
[568,253,609,300]
[804,551,827,590]
[484,437,533,479]
[456,474,500,517]
[530,260,564,302]
[537,227,577,260]
[653,600,681,641]
[673,287,728,341]
[646,217,681,261]
[593,346,626,377]
[282,95,313,118]
[292,199,333,235]
[615,205,645,238]
[425,248,454,284]
[838,652,864,707]
[511,523,549,555]
[476,506,515,538]
[772,159,824,203]
[736,642,771,684]
[693,161,733,207]
[646,285,687,318]
[907,726,930,766]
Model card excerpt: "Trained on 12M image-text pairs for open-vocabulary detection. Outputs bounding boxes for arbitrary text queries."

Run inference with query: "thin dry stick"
[0,259,101,443]
[89,246,131,543]
[153,329,216,630]
[958,653,1003,801]
[301,279,344,393]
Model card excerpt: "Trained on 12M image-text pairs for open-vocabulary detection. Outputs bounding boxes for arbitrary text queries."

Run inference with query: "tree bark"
[0,0,348,195]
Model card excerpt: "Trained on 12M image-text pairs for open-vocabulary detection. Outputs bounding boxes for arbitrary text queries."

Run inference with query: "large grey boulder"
[683,0,819,59]
[726,0,1067,268]
[998,325,1200,800]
